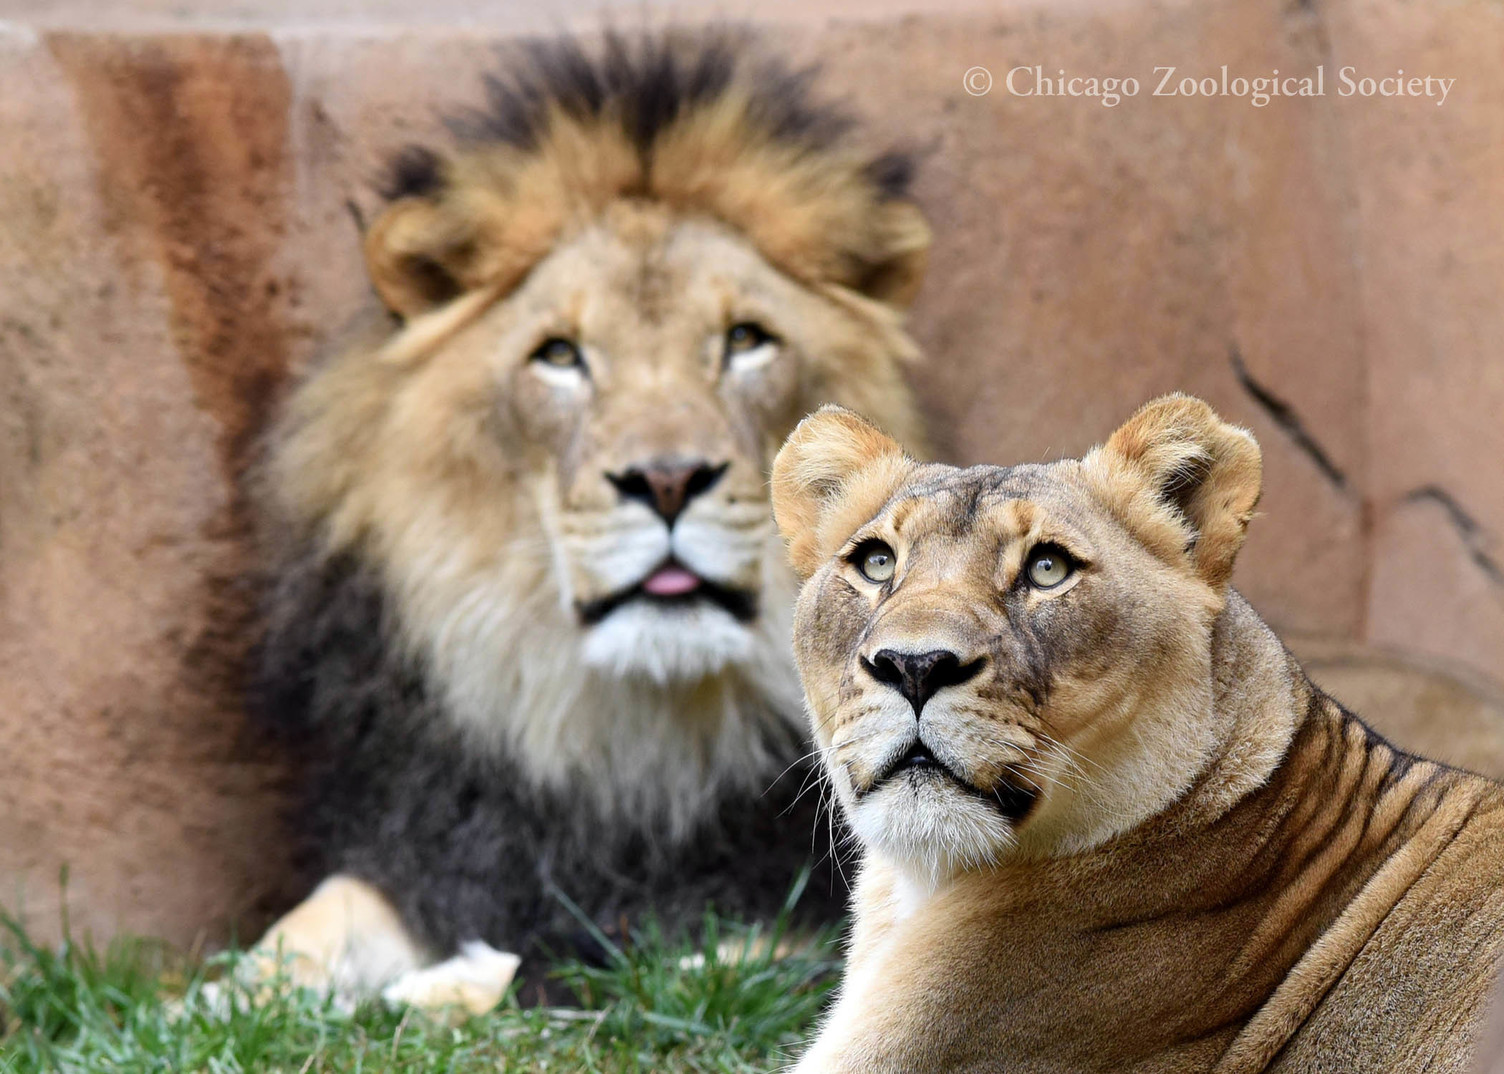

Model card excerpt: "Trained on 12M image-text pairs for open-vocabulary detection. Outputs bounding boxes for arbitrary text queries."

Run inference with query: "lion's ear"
[1091,394,1263,589]
[364,197,472,319]
[772,406,913,580]
[856,201,931,308]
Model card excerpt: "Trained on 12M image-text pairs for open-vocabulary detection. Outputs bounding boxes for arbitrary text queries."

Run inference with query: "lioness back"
[771,396,1504,1073]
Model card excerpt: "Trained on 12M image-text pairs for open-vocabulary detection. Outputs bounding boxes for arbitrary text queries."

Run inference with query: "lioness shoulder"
[772,396,1504,1073]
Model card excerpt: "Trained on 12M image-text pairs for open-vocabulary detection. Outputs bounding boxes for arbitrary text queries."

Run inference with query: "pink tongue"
[642,565,702,596]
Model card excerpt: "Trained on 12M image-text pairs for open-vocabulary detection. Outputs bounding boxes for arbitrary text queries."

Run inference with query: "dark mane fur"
[253,549,845,1001]
[378,32,915,205]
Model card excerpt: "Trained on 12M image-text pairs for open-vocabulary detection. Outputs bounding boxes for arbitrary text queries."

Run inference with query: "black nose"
[607,459,728,526]
[862,648,984,716]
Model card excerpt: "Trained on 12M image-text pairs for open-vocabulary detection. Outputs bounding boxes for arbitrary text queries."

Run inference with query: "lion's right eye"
[1025,545,1073,589]
[530,337,585,370]
[854,541,897,584]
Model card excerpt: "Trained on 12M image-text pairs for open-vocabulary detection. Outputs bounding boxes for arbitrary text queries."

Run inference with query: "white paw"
[380,941,521,1016]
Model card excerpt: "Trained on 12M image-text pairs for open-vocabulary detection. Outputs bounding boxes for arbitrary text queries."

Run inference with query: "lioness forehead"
[876,461,1095,545]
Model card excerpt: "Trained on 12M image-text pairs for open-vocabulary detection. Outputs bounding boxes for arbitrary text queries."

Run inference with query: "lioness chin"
[771,396,1504,1073]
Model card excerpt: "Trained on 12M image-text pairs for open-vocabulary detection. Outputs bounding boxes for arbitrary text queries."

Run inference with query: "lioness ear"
[364,196,472,319]
[1090,394,1263,588]
[772,406,913,580]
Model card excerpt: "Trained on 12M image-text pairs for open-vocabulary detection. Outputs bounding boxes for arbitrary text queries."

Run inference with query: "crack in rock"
[1404,486,1504,589]
[344,196,367,237]
[1230,347,1349,491]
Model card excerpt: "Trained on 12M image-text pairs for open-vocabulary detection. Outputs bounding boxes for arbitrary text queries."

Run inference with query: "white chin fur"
[849,779,1016,884]
[581,600,755,684]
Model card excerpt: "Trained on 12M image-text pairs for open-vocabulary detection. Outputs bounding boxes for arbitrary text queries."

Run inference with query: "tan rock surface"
[1326,0,1504,676]
[0,32,301,945]
[1295,638,1504,780]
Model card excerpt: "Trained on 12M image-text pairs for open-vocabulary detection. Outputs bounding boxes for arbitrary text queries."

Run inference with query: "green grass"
[0,886,840,1073]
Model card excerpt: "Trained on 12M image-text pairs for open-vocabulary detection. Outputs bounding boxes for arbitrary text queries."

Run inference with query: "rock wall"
[1,0,1501,945]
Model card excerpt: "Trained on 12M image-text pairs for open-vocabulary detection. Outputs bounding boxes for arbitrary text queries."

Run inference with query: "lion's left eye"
[1025,546,1073,589]
[854,541,897,583]
[723,321,778,367]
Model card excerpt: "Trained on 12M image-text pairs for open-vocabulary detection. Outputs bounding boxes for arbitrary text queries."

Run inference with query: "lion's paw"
[380,941,521,1017]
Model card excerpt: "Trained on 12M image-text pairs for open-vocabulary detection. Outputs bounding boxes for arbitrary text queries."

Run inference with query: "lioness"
[249,34,929,1008]
[771,397,1504,1073]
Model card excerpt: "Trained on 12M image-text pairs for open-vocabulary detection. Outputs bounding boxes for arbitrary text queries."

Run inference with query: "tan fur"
[773,397,1504,1073]
[269,211,925,829]
[364,90,929,319]
[250,876,428,997]
[246,876,517,1017]
[771,404,917,578]
[255,45,928,1006]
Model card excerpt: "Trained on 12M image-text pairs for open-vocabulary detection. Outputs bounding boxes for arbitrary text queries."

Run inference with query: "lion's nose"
[862,648,984,716]
[607,458,729,526]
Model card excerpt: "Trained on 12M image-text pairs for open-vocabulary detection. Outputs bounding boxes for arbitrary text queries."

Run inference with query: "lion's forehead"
[531,214,788,345]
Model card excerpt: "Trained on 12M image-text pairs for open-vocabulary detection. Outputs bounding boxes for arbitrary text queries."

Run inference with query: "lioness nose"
[607,459,728,526]
[863,648,983,716]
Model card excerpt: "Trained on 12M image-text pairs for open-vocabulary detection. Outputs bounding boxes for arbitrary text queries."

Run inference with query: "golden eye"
[855,541,897,584]
[724,321,776,361]
[1026,547,1072,589]
[531,337,584,369]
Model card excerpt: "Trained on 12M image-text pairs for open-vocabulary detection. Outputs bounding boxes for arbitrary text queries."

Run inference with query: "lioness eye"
[855,541,897,583]
[1026,547,1072,589]
[723,321,777,363]
[531,337,584,369]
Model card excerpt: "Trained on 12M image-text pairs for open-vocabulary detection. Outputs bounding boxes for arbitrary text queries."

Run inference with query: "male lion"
[771,397,1504,1073]
[248,34,929,1008]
